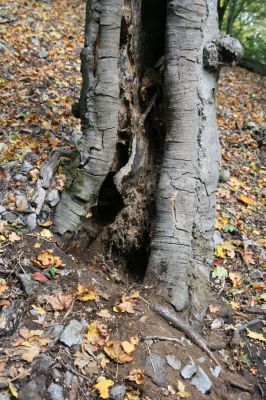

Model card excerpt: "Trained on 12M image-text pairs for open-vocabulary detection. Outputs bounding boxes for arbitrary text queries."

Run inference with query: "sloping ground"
[0,1,265,399]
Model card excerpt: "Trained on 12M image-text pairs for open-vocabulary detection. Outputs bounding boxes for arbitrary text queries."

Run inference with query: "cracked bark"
[146,0,220,319]
[52,0,242,319]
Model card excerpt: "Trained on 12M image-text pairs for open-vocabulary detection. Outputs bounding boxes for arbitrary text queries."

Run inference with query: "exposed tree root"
[241,307,266,316]
[150,303,221,366]
[224,374,254,393]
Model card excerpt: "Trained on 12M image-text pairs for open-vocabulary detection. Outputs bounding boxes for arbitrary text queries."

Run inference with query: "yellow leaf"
[93,376,114,399]
[39,220,53,227]
[34,242,41,248]
[40,229,53,238]
[127,369,145,385]
[104,339,133,363]
[177,380,190,398]
[8,381,18,398]
[121,341,135,354]
[87,321,109,347]
[237,194,255,206]
[76,284,98,302]
[246,329,266,344]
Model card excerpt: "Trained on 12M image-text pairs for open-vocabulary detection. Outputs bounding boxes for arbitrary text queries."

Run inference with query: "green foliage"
[219,0,266,63]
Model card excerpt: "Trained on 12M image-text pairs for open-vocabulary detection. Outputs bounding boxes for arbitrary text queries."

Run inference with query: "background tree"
[54,0,242,319]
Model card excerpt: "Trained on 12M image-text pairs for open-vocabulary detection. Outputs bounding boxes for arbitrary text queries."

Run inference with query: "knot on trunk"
[203,35,244,70]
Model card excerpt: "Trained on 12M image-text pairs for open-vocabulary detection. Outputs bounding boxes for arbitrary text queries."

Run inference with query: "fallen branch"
[230,318,262,346]
[142,335,184,346]
[224,375,254,393]
[150,303,221,366]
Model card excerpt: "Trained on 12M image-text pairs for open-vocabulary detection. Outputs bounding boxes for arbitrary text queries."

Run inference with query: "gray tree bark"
[52,0,242,319]
[146,0,220,319]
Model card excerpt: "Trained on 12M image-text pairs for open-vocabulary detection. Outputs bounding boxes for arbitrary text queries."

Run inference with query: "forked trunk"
[53,0,242,318]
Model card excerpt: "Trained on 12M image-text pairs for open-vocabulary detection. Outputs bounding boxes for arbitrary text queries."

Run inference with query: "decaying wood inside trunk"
[52,0,241,319]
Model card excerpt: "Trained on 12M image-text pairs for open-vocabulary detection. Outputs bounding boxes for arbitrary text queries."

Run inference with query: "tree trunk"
[52,0,242,319]
[146,0,220,318]
[226,0,237,35]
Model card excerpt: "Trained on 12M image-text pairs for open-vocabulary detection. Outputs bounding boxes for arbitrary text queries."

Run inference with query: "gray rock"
[219,168,230,183]
[210,365,221,378]
[26,213,37,230]
[0,206,6,214]
[47,324,64,344]
[191,368,212,394]
[18,274,40,296]
[0,377,8,389]
[47,189,60,207]
[31,180,46,215]
[34,354,54,374]
[2,212,18,222]
[0,300,23,337]
[144,353,167,387]
[22,161,33,172]
[109,384,126,400]
[38,50,48,59]
[31,38,40,47]
[51,368,61,382]
[15,194,29,211]
[166,355,181,370]
[213,231,223,247]
[18,375,47,400]
[64,371,75,387]
[60,319,87,347]
[47,383,64,400]
[197,357,206,364]
[14,174,27,182]
[181,363,196,379]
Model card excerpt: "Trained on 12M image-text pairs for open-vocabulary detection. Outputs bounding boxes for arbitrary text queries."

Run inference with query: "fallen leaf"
[8,381,18,398]
[237,194,255,206]
[40,229,53,238]
[246,329,266,344]
[76,283,98,302]
[209,304,220,314]
[177,380,190,398]
[44,291,74,311]
[39,220,53,227]
[32,249,63,269]
[93,376,114,399]
[104,339,134,364]
[0,278,8,295]
[96,309,112,319]
[228,271,242,288]
[127,368,144,385]
[21,343,41,362]
[212,265,228,281]
[113,292,139,314]
[8,232,21,242]
[87,321,109,348]
[32,272,49,283]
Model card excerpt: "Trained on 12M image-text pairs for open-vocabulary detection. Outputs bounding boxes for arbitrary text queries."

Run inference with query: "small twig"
[79,387,90,400]
[60,299,75,322]
[10,368,31,382]
[142,335,184,346]
[25,233,52,242]
[230,318,262,346]
[147,344,156,373]
[17,251,30,280]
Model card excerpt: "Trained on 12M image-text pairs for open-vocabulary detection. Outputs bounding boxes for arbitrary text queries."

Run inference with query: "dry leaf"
[87,321,109,348]
[237,194,255,206]
[246,329,266,344]
[93,376,114,399]
[208,304,220,314]
[0,278,8,295]
[127,368,145,385]
[40,229,53,238]
[44,291,74,311]
[177,380,190,398]
[8,232,21,242]
[76,283,98,302]
[21,344,41,362]
[113,292,139,314]
[228,271,242,288]
[104,339,133,364]
[32,272,49,283]
[8,381,18,398]
[39,220,53,227]
[32,249,63,269]
[96,309,112,319]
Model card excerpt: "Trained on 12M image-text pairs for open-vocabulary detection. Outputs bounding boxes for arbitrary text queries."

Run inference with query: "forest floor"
[0,1,265,400]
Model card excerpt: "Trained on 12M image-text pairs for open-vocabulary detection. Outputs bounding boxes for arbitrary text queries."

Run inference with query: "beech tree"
[53,0,243,319]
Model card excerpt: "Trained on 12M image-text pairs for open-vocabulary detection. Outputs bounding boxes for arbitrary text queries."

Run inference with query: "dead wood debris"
[230,318,262,346]
[150,303,221,366]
